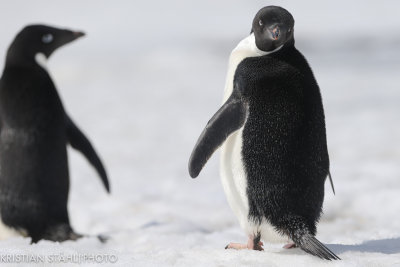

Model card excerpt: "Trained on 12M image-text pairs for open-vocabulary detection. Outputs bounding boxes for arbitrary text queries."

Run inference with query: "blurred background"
[0,1,399,266]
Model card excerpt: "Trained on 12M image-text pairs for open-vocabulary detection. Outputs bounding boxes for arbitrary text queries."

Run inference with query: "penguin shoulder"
[234,54,299,85]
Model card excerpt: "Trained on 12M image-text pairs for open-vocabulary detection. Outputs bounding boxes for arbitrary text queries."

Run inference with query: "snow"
[1,0,400,266]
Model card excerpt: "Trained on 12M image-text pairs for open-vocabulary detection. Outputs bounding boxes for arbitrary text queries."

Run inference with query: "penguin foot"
[225,242,248,250]
[225,239,264,251]
[283,242,297,249]
[30,224,83,243]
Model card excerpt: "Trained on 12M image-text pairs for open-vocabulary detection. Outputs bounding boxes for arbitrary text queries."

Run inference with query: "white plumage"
[34,52,48,70]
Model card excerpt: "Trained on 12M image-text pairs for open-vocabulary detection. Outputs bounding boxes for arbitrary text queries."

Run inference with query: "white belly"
[220,127,248,230]
[219,34,287,243]
[220,129,286,243]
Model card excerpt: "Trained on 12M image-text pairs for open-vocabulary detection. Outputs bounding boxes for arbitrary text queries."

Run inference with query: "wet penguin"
[0,25,109,242]
[189,6,339,260]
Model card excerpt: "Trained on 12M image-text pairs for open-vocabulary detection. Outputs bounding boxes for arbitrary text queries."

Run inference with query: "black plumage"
[238,45,337,259]
[0,25,109,242]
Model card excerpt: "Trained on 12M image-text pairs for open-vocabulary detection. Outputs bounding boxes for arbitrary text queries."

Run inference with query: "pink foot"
[283,243,297,249]
[225,237,264,251]
[225,243,248,250]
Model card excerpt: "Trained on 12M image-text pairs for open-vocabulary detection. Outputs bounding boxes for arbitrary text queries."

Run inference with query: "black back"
[0,58,69,239]
[236,45,329,233]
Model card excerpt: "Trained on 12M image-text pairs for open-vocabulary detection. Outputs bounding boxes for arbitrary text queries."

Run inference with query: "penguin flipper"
[65,115,110,193]
[189,91,247,178]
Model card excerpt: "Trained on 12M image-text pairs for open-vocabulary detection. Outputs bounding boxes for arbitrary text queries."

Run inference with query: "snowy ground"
[0,1,400,266]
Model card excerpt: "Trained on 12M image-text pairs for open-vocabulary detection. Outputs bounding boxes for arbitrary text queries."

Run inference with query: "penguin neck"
[281,38,295,51]
[34,53,48,70]
[234,33,276,56]
[223,34,284,102]
[5,45,46,70]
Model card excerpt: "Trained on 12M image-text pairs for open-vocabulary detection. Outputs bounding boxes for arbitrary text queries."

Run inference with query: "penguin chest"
[219,33,269,227]
[218,34,287,242]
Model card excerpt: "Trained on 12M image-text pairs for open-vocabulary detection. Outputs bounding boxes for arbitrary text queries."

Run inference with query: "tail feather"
[297,234,340,260]
[328,171,336,195]
[276,215,340,260]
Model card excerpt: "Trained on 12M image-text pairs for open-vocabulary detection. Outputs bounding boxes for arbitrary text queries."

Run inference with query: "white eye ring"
[259,20,263,26]
[42,34,53,44]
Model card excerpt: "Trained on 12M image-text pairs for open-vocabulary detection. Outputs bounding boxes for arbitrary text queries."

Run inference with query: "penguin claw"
[252,235,264,251]
[254,243,264,251]
[252,241,264,251]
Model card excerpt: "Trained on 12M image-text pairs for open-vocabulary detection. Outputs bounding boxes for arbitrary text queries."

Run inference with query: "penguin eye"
[42,34,54,44]
[259,20,263,26]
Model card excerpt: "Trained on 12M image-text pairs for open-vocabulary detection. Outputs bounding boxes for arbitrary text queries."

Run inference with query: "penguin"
[189,6,339,260]
[0,25,109,243]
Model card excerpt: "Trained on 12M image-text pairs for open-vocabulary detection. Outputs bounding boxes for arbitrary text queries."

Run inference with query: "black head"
[251,6,295,52]
[6,24,85,65]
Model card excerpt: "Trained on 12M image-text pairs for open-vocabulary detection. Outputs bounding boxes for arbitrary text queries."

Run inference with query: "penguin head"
[6,24,85,65]
[251,6,295,52]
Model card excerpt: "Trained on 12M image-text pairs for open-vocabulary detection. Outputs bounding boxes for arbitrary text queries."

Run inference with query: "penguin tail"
[277,216,340,260]
[296,233,341,260]
[328,171,336,195]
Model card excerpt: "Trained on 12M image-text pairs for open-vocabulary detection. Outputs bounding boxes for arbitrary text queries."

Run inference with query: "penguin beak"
[267,25,281,41]
[270,27,280,40]
[55,29,86,48]
[188,92,247,178]
[72,31,85,39]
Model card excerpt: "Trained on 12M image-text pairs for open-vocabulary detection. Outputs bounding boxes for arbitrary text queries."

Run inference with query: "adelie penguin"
[189,6,340,260]
[0,25,110,242]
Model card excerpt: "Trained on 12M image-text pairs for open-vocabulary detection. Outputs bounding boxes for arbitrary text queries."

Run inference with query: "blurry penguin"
[0,24,109,242]
[189,6,339,260]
